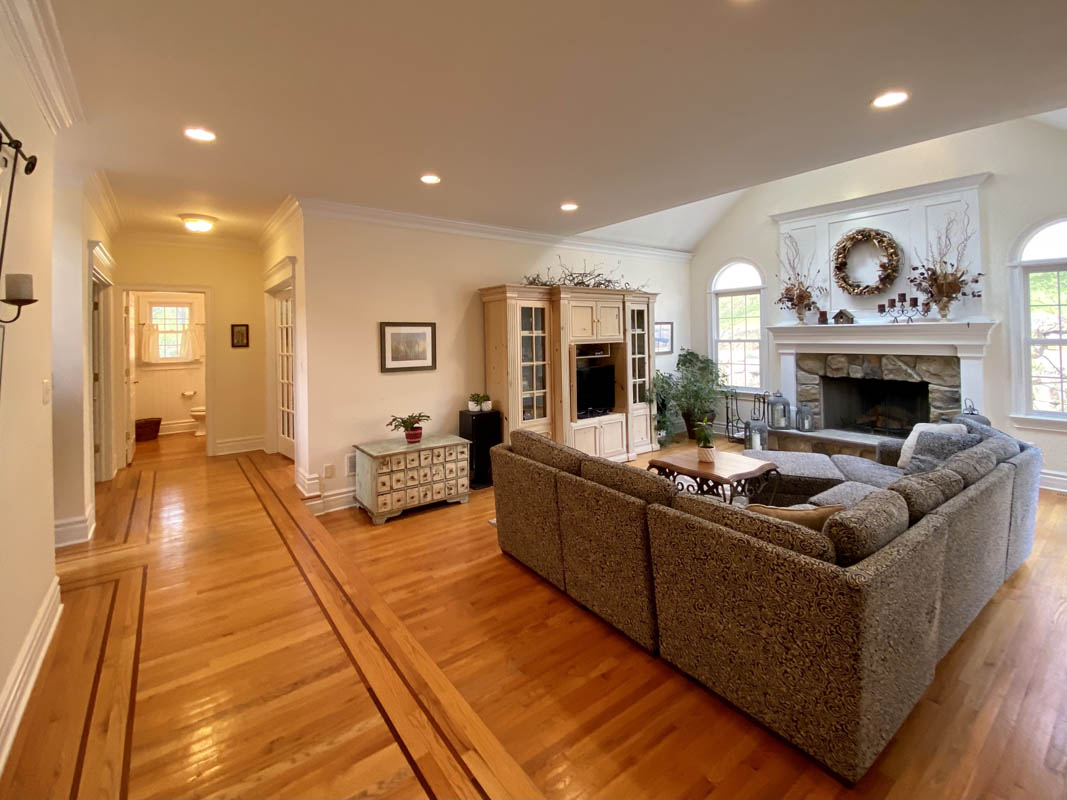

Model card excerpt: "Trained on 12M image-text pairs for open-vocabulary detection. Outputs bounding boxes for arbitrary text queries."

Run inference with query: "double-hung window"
[709,261,763,389]
[1019,220,1067,417]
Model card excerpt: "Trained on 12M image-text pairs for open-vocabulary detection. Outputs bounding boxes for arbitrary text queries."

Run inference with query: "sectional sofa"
[489,422,1041,782]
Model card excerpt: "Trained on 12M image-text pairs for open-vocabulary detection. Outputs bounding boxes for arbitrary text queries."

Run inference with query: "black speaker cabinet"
[459,409,502,489]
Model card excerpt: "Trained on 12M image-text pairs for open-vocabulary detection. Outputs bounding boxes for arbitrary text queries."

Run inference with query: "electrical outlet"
[323,463,335,479]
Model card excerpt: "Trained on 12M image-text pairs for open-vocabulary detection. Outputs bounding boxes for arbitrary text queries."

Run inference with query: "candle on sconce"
[922,301,931,314]
[4,273,33,301]
[888,298,897,309]
[897,292,907,304]
[909,296,918,308]
[878,303,886,313]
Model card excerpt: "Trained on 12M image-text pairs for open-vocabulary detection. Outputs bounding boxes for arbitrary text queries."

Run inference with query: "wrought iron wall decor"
[0,118,39,324]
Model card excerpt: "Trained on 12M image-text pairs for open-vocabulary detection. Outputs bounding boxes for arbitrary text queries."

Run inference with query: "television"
[576,364,616,416]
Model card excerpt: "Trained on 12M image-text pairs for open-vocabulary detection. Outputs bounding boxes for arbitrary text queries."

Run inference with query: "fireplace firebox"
[821,377,930,437]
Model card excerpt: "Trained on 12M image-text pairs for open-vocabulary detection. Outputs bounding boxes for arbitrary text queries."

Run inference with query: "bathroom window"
[142,303,198,364]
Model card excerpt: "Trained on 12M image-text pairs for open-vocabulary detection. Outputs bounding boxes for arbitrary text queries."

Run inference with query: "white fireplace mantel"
[768,318,997,410]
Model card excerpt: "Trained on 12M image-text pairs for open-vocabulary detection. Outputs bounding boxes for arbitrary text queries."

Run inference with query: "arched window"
[708,261,764,389]
[1018,219,1067,417]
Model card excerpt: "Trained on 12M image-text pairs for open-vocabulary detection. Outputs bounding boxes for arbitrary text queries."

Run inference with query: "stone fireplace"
[795,353,960,434]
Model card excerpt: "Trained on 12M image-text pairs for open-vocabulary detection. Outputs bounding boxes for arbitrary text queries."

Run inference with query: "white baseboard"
[159,419,196,435]
[54,510,95,548]
[304,486,356,515]
[295,467,321,497]
[1040,469,1067,493]
[214,436,265,455]
[0,577,62,774]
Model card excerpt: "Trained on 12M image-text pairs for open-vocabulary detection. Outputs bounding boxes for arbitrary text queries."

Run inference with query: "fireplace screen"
[821,377,930,437]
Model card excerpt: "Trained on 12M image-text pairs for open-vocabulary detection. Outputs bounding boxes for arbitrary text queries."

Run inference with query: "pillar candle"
[909,296,918,308]
[877,303,886,313]
[4,273,33,301]
[897,292,907,303]
[922,302,931,313]
[888,298,896,309]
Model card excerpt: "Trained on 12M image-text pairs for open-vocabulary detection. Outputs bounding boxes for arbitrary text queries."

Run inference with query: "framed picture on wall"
[231,323,249,348]
[654,321,674,355]
[380,322,437,372]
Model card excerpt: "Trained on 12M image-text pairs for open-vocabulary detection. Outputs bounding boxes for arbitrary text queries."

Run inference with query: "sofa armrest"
[874,438,904,466]
[647,505,946,781]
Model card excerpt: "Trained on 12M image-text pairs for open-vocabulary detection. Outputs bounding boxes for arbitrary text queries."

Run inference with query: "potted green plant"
[468,393,484,413]
[388,412,431,445]
[694,416,715,462]
[674,348,726,439]
[651,371,678,445]
[479,394,493,412]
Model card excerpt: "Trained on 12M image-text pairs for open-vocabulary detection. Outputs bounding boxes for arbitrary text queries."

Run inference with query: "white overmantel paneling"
[768,318,997,412]
[771,172,991,322]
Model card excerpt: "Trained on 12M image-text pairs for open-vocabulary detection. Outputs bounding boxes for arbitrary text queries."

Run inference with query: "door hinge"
[93,372,99,382]
[93,301,99,311]
[94,444,100,454]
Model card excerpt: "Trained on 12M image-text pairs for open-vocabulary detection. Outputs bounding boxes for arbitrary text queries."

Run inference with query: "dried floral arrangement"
[776,233,827,323]
[908,206,983,319]
[831,227,902,296]
[522,256,649,290]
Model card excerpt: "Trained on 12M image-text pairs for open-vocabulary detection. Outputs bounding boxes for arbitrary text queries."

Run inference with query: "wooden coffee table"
[646,449,780,504]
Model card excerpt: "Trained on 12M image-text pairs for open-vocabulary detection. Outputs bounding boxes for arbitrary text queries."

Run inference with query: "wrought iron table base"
[647,465,780,505]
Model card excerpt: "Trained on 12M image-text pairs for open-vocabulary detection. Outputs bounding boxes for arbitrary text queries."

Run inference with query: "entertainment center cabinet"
[479,283,658,461]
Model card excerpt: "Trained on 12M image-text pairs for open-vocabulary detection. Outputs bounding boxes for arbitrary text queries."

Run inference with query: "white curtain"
[140,323,205,363]
[141,323,163,363]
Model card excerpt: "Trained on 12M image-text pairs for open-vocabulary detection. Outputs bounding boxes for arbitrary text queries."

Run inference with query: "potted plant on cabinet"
[468,393,484,412]
[674,348,726,440]
[388,412,431,445]
[695,417,715,462]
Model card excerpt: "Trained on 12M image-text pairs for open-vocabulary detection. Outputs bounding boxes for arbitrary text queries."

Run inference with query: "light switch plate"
[42,378,51,405]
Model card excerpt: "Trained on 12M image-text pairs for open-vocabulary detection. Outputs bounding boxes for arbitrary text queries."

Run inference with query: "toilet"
[190,407,207,437]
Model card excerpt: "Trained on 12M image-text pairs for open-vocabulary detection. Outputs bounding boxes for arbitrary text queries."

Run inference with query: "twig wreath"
[831,227,902,296]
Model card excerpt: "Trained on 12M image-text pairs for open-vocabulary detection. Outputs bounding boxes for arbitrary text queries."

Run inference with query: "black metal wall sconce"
[0,118,39,324]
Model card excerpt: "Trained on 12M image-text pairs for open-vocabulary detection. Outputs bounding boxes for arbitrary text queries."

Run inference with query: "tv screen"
[576,364,616,414]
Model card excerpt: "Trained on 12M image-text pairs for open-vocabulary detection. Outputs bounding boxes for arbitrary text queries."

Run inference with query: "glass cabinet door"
[520,304,549,421]
[630,306,648,404]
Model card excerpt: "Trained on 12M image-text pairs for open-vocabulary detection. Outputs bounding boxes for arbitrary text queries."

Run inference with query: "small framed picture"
[654,321,674,355]
[380,322,436,372]
[231,323,249,348]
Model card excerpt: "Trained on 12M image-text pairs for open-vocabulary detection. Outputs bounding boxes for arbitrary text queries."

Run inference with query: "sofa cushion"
[898,422,967,468]
[809,481,882,508]
[671,493,835,563]
[973,435,1022,463]
[510,430,584,474]
[830,454,905,488]
[951,415,1006,441]
[941,447,998,486]
[904,431,983,474]
[747,503,846,533]
[742,449,845,505]
[888,469,966,524]
[581,456,676,505]
[823,489,910,567]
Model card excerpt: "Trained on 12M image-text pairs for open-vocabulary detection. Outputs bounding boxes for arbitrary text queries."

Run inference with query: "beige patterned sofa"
[489,425,1041,782]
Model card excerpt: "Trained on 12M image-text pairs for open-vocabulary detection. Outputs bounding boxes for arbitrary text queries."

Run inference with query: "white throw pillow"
[898,422,967,468]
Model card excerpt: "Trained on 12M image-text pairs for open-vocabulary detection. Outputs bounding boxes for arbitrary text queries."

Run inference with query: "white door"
[91,283,104,477]
[275,290,295,459]
[124,291,137,465]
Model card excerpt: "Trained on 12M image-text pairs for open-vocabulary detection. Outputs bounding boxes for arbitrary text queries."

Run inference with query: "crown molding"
[771,172,992,224]
[83,171,123,238]
[117,230,261,253]
[261,194,301,246]
[298,198,693,264]
[0,0,84,133]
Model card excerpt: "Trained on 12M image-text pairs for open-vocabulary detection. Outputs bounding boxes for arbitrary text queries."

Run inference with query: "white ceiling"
[52,0,1067,242]
[578,191,743,252]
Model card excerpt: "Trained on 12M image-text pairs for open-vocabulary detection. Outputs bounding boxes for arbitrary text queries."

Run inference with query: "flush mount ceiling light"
[180,214,216,233]
[871,90,909,109]
[420,173,441,184]
[560,202,579,212]
[184,127,216,142]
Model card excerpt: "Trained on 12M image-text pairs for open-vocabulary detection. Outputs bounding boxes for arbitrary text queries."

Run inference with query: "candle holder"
[878,296,930,323]
[0,119,39,326]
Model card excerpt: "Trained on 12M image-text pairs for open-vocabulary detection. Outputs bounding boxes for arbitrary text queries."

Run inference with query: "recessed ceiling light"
[420,174,441,184]
[871,90,909,109]
[180,214,216,233]
[560,202,579,212]
[184,127,216,142]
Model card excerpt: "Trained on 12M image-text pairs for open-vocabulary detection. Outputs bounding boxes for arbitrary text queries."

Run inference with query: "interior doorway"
[273,288,295,459]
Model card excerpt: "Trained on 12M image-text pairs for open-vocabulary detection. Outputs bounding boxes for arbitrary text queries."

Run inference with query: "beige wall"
[112,236,266,453]
[299,211,691,505]
[0,36,58,719]
[690,118,1067,475]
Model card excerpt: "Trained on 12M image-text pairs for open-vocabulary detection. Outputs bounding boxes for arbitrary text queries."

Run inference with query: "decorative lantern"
[795,403,815,432]
[768,392,792,430]
[745,419,770,450]
[960,398,991,427]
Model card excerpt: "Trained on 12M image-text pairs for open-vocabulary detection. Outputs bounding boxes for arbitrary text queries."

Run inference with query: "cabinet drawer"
[445,445,457,461]
[406,487,420,506]
[405,452,420,469]
[432,482,445,500]
[456,443,469,461]
[457,476,469,494]
[445,462,457,479]
[375,475,391,493]
[376,458,391,474]
[391,472,405,490]
[456,460,468,478]
[405,469,420,487]
[419,450,432,467]
[432,447,445,463]
[376,493,392,512]
[418,466,432,484]
[431,464,445,481]
[392,490,406,508]
[390,454,406,471]
[445,480,458,497]
[419,485,433,503]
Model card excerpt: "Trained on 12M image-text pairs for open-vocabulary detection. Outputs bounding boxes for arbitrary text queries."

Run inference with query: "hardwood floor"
[2,433,1065,798]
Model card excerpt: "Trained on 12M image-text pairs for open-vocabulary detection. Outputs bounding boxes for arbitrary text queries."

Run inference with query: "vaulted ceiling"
[52,0,1067,242]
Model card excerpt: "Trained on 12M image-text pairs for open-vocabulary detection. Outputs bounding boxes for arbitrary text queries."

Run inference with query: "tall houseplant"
[673,348,726,440]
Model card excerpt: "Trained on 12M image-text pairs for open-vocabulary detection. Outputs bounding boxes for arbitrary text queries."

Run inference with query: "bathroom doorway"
[126,289,208,454]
